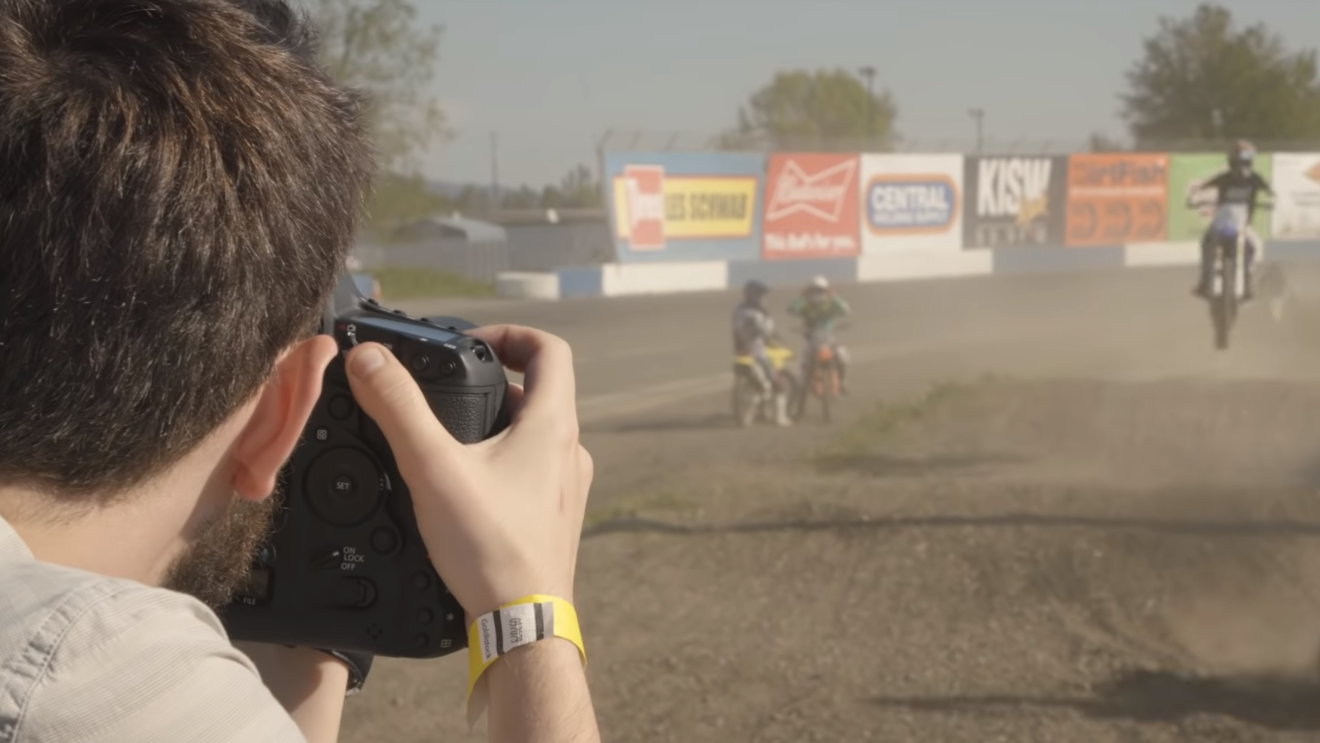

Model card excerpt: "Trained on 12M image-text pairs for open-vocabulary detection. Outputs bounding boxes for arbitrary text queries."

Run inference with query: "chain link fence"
[597,129,1320,155]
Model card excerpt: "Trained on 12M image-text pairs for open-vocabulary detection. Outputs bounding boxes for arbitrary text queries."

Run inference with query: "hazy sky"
[414,0,1319,187]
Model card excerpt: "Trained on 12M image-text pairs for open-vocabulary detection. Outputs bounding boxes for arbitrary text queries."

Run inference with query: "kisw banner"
[963,156,1067,248]
[761,153,860,260]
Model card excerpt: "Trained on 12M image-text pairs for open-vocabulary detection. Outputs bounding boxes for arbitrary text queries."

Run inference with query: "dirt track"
[341,262,1320,742]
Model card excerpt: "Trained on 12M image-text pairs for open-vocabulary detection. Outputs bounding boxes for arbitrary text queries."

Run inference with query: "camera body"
[219,276,509,658]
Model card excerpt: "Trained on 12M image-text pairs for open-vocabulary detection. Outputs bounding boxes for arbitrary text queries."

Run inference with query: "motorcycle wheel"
[1211,257,1238,351]
[820,366,837,423]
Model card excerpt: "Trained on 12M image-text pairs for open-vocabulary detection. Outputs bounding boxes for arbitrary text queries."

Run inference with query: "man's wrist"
[312,648,374,695]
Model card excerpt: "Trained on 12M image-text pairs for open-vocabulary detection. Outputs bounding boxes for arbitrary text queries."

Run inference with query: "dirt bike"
[792,325,848,424]
[731,344,797,428]
[1192,200,1271,351]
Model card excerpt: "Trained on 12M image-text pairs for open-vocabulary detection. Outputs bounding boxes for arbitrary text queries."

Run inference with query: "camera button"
[370,527,399,555]
[323,577,377,609]
[417,609,434,626]
[331,474,357,498]
[411,571,433,591]
[409,354,430,373]
[414,633,430,649]
[328,395,354,420]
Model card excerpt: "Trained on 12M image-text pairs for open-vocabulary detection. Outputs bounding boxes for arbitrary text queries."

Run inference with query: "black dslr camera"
[219,275,509,658]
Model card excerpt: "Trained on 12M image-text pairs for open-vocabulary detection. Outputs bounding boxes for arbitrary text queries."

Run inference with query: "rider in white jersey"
[732,280,793,427]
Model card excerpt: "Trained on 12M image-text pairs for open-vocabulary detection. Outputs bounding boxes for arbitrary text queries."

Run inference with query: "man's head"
[1228,140,1256,177]
[0,0,374,603]
[743,280,770,308]
[806,275,830,300]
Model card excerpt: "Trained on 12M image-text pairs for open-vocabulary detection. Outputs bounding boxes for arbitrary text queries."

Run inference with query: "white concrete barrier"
[495,271,560,300]
[856,250,994,282]
[600,261,729,296]
[1124,241,1200,267]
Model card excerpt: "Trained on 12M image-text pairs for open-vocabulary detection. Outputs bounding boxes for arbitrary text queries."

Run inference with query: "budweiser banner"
[761,153,860,260]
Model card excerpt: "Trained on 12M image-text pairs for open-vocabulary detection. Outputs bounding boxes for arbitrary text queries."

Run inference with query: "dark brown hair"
[0,0,375,499]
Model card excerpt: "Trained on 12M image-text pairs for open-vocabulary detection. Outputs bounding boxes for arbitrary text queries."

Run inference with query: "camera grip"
[423,383,507,445]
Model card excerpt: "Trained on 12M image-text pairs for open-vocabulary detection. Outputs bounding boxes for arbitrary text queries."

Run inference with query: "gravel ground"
[340,375,1320,743]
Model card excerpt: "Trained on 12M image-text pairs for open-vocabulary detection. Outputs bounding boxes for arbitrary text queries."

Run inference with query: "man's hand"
[345,325,591,616]
[343,325,599,742]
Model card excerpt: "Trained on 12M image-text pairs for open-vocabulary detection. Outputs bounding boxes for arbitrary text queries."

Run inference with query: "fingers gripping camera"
[219,276,510,658]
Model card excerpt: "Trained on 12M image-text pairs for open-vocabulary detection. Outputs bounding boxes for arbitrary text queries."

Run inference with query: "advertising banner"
[1271,153,1320,240]
[963,156,1068,249]
[1064,153,1169,246]
[761,153,861,260]
[1167,153,1273,243]
[605,151,765,263]
[860,154,964,253]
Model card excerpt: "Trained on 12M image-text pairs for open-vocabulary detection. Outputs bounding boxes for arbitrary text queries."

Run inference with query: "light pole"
[968,108,985,154]
[858,66,877,150]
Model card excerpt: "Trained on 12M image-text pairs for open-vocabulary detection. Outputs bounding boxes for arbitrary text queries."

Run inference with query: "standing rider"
[1190,140,1274,300]
[788,275,852,395]
[732,280,793,427]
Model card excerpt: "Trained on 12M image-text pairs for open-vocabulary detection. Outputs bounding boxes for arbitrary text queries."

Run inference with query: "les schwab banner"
[1167,153,1273,243]
[963,156,1068,249]
[860,154,964,253]
[606,152,765,264]
[761,153,860,260]
[1064,153,1169,246]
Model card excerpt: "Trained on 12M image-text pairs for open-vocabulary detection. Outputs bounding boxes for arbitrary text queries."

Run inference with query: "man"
[1190,140,1274,299]
[0,2,598,742]
[787,276,852,395]
[732,280,793,427]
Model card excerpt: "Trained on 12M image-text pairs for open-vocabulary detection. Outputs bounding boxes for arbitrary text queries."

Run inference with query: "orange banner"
[1064,153,1169,246]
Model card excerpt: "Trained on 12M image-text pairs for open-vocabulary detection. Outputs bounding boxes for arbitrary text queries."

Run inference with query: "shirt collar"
[0,512,35,561]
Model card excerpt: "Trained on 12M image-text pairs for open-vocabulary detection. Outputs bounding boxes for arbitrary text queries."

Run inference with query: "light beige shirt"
[0,515,306,742]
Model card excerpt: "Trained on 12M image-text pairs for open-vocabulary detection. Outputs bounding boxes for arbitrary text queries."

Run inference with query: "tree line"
[718,3,1320,153]
[319,1,1320,236]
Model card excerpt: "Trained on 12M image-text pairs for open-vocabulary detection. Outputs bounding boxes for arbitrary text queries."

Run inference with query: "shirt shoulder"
[0,560,306,743]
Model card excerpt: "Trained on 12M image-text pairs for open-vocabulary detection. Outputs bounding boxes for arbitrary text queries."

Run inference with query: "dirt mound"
[576,379,1320,742]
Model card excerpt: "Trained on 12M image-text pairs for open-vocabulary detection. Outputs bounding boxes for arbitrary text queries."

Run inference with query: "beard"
[161,492,278,610]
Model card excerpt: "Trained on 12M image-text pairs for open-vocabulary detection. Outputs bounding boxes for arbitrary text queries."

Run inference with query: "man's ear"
[232,335,339,500]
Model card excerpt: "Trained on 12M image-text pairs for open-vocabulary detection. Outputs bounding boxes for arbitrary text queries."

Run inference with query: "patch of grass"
[816,376,999,465]
[583,490,700,531]
[373,266,495,300]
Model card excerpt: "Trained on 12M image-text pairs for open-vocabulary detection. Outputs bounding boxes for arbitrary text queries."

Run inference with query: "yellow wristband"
[465,595,587,702]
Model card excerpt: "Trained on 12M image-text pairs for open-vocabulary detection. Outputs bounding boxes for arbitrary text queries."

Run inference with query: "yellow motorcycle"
[732,344,798,428]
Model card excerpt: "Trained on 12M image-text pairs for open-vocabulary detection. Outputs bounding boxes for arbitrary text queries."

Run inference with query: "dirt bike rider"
[787,275,851,395]
[732,279,793,427]
[1190,140,1274,300]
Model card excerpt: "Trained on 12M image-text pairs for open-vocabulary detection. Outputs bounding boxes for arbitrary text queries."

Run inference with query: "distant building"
[356,210,613,283]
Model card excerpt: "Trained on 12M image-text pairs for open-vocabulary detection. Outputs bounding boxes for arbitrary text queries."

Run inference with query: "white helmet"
[809,275,830,290]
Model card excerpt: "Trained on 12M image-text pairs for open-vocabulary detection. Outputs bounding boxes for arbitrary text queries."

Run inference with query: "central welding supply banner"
[860,154,964,253]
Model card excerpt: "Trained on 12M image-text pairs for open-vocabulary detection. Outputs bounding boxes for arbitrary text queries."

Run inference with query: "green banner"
[1166,153,1273,243]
